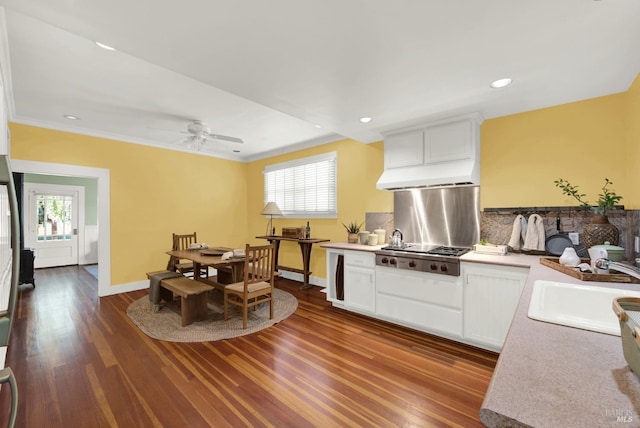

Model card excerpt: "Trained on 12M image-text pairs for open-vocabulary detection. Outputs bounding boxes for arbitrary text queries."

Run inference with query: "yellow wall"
[8,73,640,286]
[246,139,393,280]
[9,124,248,285]
[627,75,640,205]
[481,91,631,209]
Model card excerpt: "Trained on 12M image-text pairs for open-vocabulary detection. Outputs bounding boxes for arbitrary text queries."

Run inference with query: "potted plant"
[554,178,623,247]
[342,220,364,244]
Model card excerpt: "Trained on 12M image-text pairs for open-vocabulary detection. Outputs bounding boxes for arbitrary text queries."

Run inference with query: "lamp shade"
[261,202,282,216]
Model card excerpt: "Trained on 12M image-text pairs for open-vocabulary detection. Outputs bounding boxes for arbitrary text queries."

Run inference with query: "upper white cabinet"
[383,114,480,170]
[377,113,482,189]
[383,129,424,169]
[425,120,472,164]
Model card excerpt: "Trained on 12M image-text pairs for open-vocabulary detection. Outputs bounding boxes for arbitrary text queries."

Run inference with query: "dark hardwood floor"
[0,266,498,427]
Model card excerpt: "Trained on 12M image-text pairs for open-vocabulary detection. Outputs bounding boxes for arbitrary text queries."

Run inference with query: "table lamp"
[261,202,282,236]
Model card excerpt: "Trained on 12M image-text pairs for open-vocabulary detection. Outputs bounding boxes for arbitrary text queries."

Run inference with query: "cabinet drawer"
[344,250,375,269]
[376,294,462,338]
[376,266,463,309]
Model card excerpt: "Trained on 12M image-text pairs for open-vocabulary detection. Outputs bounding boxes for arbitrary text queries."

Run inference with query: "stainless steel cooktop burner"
[375,244,471,276]
[379,244,471,257]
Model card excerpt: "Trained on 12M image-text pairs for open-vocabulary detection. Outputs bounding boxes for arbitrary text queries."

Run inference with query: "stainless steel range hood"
[377,113,482,190]
[376,159,479,190]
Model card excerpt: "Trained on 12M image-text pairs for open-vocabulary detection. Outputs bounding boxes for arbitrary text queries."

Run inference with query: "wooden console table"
[256,236,330,290]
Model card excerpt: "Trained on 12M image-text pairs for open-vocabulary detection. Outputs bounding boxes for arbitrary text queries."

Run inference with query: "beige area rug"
[127,288,297,342]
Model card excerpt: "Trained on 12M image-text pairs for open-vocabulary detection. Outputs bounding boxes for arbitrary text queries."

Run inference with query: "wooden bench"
[159,276,214,326]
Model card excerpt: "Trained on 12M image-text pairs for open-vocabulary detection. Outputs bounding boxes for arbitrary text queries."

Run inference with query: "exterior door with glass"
[25,183,84,268]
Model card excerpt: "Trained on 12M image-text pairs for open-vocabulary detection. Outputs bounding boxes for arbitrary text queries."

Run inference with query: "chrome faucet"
[595,258,640,281]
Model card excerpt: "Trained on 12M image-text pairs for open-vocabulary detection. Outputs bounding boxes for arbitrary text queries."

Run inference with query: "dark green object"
[613,297,640,377]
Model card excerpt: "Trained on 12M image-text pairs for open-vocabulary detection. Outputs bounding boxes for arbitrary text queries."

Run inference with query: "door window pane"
[37,194,73,241]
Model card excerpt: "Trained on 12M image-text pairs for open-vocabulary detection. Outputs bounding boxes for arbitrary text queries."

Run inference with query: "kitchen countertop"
[321,242,385,252]
[320,244,640,426]
[466,253,640,427]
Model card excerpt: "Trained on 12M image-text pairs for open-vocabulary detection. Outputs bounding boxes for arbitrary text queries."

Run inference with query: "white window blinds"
[263,152,337,218]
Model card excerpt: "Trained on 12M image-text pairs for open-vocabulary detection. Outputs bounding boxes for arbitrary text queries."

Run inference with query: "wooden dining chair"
[167,232,207,278]
[224,243,275,329]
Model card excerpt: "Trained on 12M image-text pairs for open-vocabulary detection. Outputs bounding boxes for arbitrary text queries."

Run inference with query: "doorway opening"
[10,159,111,296]
[25,182,84,268]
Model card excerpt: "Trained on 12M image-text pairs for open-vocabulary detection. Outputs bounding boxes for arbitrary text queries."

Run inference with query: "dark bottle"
[305,221,311,239]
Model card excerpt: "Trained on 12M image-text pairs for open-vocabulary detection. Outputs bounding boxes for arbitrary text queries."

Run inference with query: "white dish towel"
[523,214,546,251]
[508,215,528,250]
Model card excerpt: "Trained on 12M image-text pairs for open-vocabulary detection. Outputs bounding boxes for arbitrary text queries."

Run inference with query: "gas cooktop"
[379,244,471,257]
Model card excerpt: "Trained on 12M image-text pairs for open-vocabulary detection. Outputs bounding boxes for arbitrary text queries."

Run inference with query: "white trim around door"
[24,182,85,268]
[10,160,112,297]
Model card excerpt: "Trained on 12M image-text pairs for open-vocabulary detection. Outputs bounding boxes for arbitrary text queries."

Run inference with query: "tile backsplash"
[481,208,639,261]
[365,212,394,245]
[365,209,640,261]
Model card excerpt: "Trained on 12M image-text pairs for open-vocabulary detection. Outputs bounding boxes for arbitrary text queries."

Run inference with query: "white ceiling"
[0,0,639,162]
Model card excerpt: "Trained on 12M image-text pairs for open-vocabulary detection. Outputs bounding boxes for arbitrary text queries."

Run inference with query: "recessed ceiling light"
[359,117,373,123]
[64,115,80,120]
[490,78,512,89]
[315,124,322,129]
[95,41,116,51]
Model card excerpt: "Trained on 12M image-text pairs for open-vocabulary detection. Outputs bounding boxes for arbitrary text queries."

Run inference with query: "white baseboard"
[277,271,326,288]
[99,270,328,297]
[99,280,148,297]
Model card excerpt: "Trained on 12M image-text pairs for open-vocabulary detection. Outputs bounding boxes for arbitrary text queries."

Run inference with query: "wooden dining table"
[166,248,245,288]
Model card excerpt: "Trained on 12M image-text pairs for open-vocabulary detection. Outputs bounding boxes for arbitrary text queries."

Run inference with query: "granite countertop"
[466,252,640,427]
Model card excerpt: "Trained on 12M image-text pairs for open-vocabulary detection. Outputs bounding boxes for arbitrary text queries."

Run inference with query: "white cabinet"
[343,251,376,314]
[384,129,424,169]
[324,248,376,313]
[425,120,472,164]
[375,266,463,338]
[325,248,344,307]
[383,115,479,170]
[324,248,529,352]
[461,262,529,352]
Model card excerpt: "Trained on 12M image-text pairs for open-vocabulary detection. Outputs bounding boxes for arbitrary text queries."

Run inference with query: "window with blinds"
[263,152,337,218]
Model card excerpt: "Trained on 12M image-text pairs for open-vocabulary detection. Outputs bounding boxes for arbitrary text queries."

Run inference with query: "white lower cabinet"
[343,251,376,314]
[461,262,529,352]
[324,249,529,353]
[325,248,344,307]
[375,266,463,338]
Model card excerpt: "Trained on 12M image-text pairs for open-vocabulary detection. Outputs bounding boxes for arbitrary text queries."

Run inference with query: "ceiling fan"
[175,120,243,151]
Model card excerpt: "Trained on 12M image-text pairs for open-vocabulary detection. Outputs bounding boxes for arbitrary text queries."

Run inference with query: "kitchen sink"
[528,280,640,336]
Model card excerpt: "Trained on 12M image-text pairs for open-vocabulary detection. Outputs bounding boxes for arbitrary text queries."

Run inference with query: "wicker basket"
[583,215,620,248]
[613,297,640,377]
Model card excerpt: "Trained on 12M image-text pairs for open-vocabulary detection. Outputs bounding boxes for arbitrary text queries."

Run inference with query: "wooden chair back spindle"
[168,232,206,277]
[224,243,275,328]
